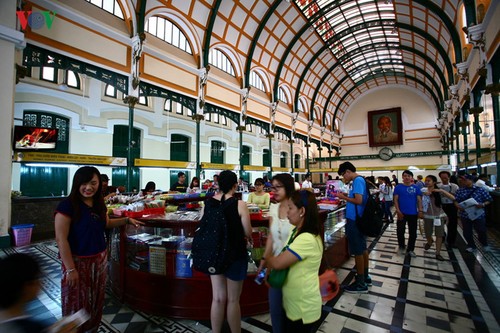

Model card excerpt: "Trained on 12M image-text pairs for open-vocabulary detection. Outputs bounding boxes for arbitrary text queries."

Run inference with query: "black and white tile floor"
[2,222,500,333]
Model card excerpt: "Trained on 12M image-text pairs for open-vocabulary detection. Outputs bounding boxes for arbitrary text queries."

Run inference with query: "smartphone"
[254,268,267,285]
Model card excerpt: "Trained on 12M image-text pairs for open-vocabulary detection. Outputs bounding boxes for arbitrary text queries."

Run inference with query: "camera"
[254,268,267,285]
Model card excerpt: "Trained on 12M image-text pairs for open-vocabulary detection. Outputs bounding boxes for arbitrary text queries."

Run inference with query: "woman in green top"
[266,190,323,332]
[247,178,270,209]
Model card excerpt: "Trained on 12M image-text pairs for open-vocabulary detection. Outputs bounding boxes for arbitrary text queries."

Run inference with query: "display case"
[108,204,349,320]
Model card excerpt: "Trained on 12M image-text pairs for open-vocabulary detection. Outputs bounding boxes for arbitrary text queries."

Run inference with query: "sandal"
[436,254,445,261]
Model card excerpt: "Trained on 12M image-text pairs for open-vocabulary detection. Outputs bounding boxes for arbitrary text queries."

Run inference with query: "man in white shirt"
[301,173,313,189]
[475,174,498,192]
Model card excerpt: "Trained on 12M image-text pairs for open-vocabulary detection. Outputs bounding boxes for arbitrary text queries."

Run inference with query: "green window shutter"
[211,141,224,164]
[241,145,251,165]
[263,149,270,167]
[170,134,189,161]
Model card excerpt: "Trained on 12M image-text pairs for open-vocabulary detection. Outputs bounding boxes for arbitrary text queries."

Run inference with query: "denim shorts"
[345,218,367,255]
[224,258,248,281]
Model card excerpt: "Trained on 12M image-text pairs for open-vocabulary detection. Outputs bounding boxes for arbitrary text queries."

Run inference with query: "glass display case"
[108,204,349,320]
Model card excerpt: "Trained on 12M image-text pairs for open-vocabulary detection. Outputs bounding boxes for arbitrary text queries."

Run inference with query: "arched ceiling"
[135,0,464,131]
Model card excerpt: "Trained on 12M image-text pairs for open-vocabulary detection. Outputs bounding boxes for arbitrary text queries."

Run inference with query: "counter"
[108,206,348,320]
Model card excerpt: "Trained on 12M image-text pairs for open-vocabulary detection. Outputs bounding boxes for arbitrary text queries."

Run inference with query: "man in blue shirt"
[454,174,492,252]
[393,170,423,257]
[337,162,370,293]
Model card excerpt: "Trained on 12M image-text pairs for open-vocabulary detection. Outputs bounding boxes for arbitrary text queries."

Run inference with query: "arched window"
[314,107,321,121]
[66,70,80,89]
[85,0,124,19]
[249,71,266,92]
[145,16,192,54]
[298,99,306,113]
[334,118,340,135]
[278,87,288,103]
[209,49,235,76]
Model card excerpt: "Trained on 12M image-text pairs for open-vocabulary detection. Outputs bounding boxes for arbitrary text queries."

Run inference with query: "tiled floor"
[2,221,500,333]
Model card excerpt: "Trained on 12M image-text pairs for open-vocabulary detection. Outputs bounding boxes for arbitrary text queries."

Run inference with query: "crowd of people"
[2,164,496,333]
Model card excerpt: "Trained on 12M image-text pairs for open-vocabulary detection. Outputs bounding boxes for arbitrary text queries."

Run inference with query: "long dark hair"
[218,170,237,201]
[384,176,392,189]
[271,173,295,198]
[189,177,200,188]
[69,166,107,221]
[289,190,322,239]
[426,175,442,208]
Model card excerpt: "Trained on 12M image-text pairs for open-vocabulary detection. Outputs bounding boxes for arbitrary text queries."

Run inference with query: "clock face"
[379,147,394,161]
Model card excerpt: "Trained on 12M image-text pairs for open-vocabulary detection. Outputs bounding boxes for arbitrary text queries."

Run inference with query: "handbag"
[267,228,297,288]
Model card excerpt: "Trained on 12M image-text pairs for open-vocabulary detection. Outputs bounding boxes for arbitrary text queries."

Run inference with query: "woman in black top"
[203,170,252,333]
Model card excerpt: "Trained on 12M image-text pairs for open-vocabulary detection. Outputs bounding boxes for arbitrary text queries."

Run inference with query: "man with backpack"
[336,162,371,293]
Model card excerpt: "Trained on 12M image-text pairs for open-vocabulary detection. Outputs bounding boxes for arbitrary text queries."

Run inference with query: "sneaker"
[407,251,417,257]
[483,246,492,253]
[343,281,369,294]
[466,247,476,253]
[424,242,432,251]
[365,275,373,286]
[436,254,445,261]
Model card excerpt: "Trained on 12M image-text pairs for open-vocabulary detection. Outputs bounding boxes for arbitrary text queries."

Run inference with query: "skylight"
[296,0,403,83]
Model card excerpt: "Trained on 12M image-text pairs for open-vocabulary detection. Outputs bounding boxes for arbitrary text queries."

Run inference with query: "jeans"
[269,287,285,333]
[383,201,393,221]
[442,203,458,246]
[462,217,488,248]
[397,214,418,251]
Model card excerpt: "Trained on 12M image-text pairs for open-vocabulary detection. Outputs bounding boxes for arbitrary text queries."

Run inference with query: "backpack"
[192,197,235,274]
[355,177,384,237]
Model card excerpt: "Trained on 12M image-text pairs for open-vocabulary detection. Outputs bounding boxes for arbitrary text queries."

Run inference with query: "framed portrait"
[368,107,403,147]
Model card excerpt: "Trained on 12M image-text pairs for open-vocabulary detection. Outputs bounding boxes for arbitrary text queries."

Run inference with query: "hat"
[100,174,110,182]
[459,174,476,181]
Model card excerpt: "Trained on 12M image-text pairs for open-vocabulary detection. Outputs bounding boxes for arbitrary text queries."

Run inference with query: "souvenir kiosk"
[108,195,348,319]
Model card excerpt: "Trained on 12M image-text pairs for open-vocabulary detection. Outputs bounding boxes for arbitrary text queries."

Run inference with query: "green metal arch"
[312,43,448,126]
[331,73,441,130]
[412,0,463,63]
[202,0,222,68]
[295,21,452,123]
[281,1,460,116]
[243,0,283,90]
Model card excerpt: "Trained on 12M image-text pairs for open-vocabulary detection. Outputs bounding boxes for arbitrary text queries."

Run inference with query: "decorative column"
[319,126,325,183]
[305,120,313,172]
[266,102,277,179]
[193,66,209,178]
[123,96,138,190]
[237,88,249,178]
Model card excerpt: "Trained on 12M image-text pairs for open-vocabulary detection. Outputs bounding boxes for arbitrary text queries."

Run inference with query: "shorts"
[423,217,445,237]
[345,218,367,255]
[224,258,248,281]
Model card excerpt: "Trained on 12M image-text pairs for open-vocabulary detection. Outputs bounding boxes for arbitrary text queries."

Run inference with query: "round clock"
[378,147,394,161]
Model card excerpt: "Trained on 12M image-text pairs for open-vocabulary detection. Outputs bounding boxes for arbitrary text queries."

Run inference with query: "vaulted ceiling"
[128,0,470,131]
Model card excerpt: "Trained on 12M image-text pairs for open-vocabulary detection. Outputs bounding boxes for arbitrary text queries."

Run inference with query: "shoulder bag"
[267,228,297,288]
